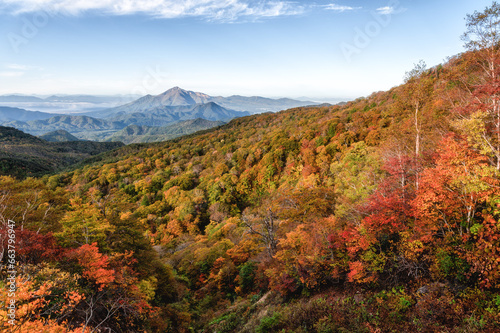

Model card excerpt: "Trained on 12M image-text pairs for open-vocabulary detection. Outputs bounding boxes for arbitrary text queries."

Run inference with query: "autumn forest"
[3,3,500,333]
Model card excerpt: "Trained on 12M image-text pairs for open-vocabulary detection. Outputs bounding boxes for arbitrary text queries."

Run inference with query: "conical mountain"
[156,86,212,106]
[104,87,213,116]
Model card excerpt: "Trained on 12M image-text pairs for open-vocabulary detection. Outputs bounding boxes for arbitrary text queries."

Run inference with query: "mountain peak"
[154,87,212,106]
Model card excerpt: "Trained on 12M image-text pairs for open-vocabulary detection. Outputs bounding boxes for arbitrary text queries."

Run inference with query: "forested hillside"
[0,126,123,178]
[2,4,500,332]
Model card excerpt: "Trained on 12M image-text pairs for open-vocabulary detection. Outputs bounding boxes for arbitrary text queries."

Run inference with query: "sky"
[0,0,494,101]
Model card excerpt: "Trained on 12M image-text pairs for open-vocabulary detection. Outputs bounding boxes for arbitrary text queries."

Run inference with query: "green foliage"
[435,249,470,282]
[239,261,257,292]
[209,313,240,332]
[256,312,281,333]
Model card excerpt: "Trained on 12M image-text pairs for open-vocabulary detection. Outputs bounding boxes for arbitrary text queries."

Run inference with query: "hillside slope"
[0,126,124,178]
[39,129,82,142]
[108,118,225,144]
[4,47,500,332]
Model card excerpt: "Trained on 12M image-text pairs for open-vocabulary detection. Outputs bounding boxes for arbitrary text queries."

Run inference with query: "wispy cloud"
[6,64,41,71]
[0,0,305,22]
[376,6,394,15]
[324,4,360,13]
[375,6,406,15]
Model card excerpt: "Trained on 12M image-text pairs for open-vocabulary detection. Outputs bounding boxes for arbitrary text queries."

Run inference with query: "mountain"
[1,115,126,141]
[39,130,82,142]
[3,115,124,133]
[0,90,325,146]
[99,87,212,116]
[107,118,225,144]
[97,99,249,122]
[43,94,136,104]
[0,105,234,142]
[96,87,317,117]
[0,94,138,104]
[0,125,44,144]
[0,94,141,115]
[209,95,319,113]
[0,126,123,178]
[154,86,212,106]
[0,95,44,103]
[186,101,248,120]
[0,106,61,122]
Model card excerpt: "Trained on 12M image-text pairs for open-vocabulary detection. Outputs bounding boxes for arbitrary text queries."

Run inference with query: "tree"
[459,1,500,169]
[413,136,495,239]
[330,141,382,223]
[462,1,500,65]
[0,270,86,332]
[404,60,428,158]
[71,242,115,291]
[56,197,114,248]
[402,60,434,190]
[243,207,278,258]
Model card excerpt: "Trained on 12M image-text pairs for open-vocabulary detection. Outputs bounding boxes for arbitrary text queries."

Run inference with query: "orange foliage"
[71,242,115,290]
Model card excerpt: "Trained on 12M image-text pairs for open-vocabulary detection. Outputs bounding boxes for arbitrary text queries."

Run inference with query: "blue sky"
[0,0,493,100]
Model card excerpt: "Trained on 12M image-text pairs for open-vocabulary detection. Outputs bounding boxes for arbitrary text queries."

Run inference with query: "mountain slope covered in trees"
[0,126,123,178]
[39,129,82,142]
[108,118,225,144]
[2,3,500,332]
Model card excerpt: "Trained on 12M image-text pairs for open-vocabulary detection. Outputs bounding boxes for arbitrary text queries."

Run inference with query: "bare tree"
[243,208,278,258]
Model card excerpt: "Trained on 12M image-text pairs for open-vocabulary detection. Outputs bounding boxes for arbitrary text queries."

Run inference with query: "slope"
[39,129,82,142]
[109,102,247,125]
[0,126,124,178]
[5,48,500,333]
[108,118,225,144]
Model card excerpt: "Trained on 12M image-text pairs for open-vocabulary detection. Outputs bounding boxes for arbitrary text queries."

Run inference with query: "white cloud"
[6,64,42,71]
[0,71,25,77]
[376,6,394,15]
[6,64,29,70]
[0,0,304,21]
[324,4,359,12]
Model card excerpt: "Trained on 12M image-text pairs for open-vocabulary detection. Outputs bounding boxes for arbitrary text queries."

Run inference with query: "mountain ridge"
[95,87,318,117]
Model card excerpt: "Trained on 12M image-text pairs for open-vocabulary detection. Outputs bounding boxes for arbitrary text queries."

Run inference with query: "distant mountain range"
[101,101,248,124]
[210,95,318,113]
[93,87,317,116]
[0,94,137,104]
[0,94,140,114]
[1,101,239,141]
[0,88,318,114]
[0,106,61,122]
[0,87,319,143]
